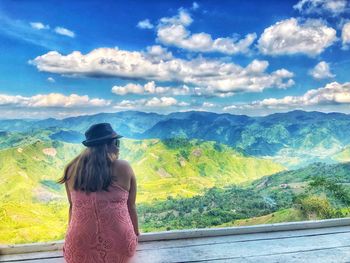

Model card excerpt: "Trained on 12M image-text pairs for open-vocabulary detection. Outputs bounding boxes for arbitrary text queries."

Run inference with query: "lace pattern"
[63,184,138,263]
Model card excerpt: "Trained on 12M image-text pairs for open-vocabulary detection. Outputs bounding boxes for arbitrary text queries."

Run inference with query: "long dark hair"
[57,140,118,193]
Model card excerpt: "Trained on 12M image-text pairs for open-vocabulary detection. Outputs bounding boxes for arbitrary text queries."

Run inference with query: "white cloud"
[160,9,193,26]
[258,18,337,56]
[0,13,63,49]
[156,9,257,55]
[294,0,348,15]
[192,2,199,10]
[143,45,173,62]
[202,102,215,107]
[195,61,295,95]
[0,93,110,108]
[145,97,184,107]
[342,21,350,48]
[137,19,154,29]
[47,77,55,83]
[112,83,144,95]
[54,26,75,38]
[111,81,191,96]
[112,99,147,109]
[309,61,335,79]
[113,96,189,109]
[223,82,350,112]
[30,22,49,30]
[30,47,294,97]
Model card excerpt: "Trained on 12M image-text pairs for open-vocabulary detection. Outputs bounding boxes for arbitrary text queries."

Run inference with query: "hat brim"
[82,134,123,147]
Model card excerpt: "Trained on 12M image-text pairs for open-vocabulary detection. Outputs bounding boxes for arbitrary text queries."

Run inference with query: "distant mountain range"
[1,110,350,168]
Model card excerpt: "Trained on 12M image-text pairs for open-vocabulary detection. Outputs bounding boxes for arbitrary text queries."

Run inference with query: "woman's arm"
[126,166,140,236]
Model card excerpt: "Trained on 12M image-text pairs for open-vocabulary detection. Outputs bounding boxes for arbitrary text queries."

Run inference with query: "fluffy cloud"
[202,102,215,107]
[145,97,189,107]
[195,63,295,96]
[143,45,174,62]
[258,18,337,56]
[342,21,350,48]
[309,61,335,79]
[30,47,294,96]
[294,0,348,15]
[30,22,49,30]
[192,2,199,10]
[0,93,110,108]
[54,26,75,38]
[47,77,55,83]
[112,83,147,95]
[111,81,190,96]
[137,19,154,29]
[113,96,189,109]
[224,82,350,112]
[156,9,256,55]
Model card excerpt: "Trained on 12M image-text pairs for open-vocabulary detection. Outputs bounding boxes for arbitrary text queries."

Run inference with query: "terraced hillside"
[0,136,284,244]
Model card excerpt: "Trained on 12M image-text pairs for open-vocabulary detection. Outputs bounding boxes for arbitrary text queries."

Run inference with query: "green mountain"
[0,110,166,136]
[143,110,350,168]
[2,110,350,168]
[134,162,350,232]
[251,162,350,192]
[122,137,284,203]
[0,140,81,245]
[0,135,283,244]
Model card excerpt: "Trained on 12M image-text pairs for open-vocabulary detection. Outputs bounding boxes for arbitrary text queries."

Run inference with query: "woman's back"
[59,123,139,263]
[63,160,139,263]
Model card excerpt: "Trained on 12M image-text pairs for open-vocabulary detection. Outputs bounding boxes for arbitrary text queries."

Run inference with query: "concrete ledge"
[1,217,350,255]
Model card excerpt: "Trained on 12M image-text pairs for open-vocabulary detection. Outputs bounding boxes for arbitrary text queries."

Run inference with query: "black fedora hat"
[82,123,123,147]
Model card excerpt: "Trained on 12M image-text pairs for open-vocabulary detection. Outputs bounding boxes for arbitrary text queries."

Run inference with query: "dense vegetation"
[137,164,350,231]
[137,186,276,232]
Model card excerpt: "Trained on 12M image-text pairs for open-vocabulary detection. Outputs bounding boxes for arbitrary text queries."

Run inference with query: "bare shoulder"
[111,159,136,191]
[112,159,136,179]
[113,159,132,171]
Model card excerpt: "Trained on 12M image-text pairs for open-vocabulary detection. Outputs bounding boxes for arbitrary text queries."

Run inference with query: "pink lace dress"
[63,183,138,263]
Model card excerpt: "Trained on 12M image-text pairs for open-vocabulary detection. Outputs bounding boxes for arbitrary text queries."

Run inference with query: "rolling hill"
[135,162,350,232]
[0,135,284,244]
[2,110,350,168]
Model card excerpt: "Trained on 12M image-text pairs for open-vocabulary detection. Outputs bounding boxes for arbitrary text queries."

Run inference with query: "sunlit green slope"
[0,140,81,244]
[0,136,284,244]
[122,137,285,203]
[332,146,350,163]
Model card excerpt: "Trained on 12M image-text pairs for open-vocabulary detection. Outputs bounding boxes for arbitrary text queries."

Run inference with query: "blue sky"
[0,0,350,119]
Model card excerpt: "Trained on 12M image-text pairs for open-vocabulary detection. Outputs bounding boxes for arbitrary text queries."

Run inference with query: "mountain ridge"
[1,110,350,168]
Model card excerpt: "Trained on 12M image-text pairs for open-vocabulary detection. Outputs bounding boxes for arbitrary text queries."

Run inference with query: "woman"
[57,122,140,263]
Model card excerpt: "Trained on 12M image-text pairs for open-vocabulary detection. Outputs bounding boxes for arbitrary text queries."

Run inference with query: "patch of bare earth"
[33,186,64,202]
[157,167,172,178]
[42,148,57,157]
[178,156,186,167]
[192,148,202,157]
[18,171,29,179]
[149,153,159,159]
